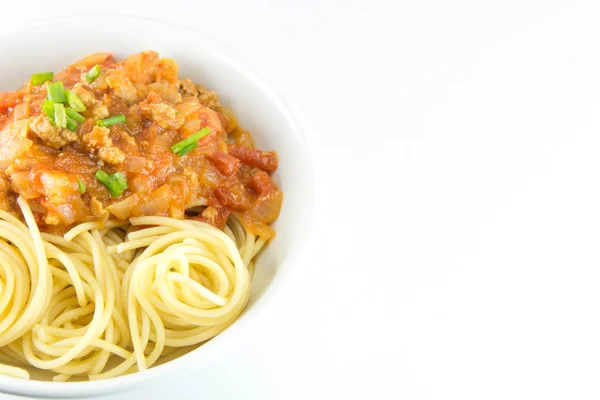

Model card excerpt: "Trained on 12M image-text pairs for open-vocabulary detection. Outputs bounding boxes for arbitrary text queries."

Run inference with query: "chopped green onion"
[31,72,53,86]
[95,169,111,186]
[42,99,55,119]
[86,65,101,83]
[66,115,78,131]
[176,143,198,156]
[46,81,66,103]
[77,178,86,194]
[95,169,128,198]
[171,127,211,155]
[95,114,126,128]
[65,108,85,123]
[54,103,67,129]
[66,90,86,112]
[112,172,127,189]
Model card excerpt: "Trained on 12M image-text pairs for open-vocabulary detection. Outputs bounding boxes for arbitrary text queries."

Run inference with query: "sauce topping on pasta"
[0,51,282,236]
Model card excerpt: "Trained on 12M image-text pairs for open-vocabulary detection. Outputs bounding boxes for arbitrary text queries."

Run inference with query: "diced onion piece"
[180,118,203,137]
[0,120,32,171]
[122,156,147,173]
[9,171,38,199]
[106,194,139,220]
[219,106,238,133]
[137,185,170,216]
[13,101,30,120]
[246,189,283,225]
[176,102,201,118]
[247,221,276,240]
[155,58,178,83]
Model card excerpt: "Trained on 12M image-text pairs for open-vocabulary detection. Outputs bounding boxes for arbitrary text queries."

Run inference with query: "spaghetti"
[0,198,260,381]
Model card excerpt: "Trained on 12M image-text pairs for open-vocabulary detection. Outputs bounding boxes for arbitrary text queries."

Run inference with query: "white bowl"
[0,14,314,398]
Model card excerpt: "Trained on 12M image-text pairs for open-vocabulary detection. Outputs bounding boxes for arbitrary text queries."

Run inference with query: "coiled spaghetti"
[0,198,262,381]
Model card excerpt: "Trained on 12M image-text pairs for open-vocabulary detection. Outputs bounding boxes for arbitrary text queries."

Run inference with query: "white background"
[1,0,600,399]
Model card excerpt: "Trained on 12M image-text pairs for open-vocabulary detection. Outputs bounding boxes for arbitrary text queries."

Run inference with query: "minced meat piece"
[60,129,78,143]
[139,101,184,130]
[82,125,112,150]
[178,79,198,97]
[90,196,108,218]
[44,213,60,225]
[29,115,76,149]
[98,146,125,165]
[197,85,220,109]
[91,104,109,120]
[178,79,220,109]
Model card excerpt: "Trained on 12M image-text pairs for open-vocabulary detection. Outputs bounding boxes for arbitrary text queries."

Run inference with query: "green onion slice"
[46,81,66,103]
[65,108,85,123]
[95,169,128,198]
[95,114,126,128]
[86,65,101,84]
[66,115,78,131]
[112,172,127,189]
[171,127,211,155]
[77,178,86,194]
[176,143,198,156]
[42,99,55,119]
[66,90,86,112]
[54,103,67,129]
[32,72,53,86]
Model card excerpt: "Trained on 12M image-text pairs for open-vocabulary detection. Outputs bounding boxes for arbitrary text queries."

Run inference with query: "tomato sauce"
[0,51,282,236]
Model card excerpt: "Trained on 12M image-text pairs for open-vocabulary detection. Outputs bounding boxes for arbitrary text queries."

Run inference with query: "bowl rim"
[0,12,315,398]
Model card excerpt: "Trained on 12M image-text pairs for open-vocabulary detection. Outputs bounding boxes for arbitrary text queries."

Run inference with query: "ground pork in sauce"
[0,51,281,236]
